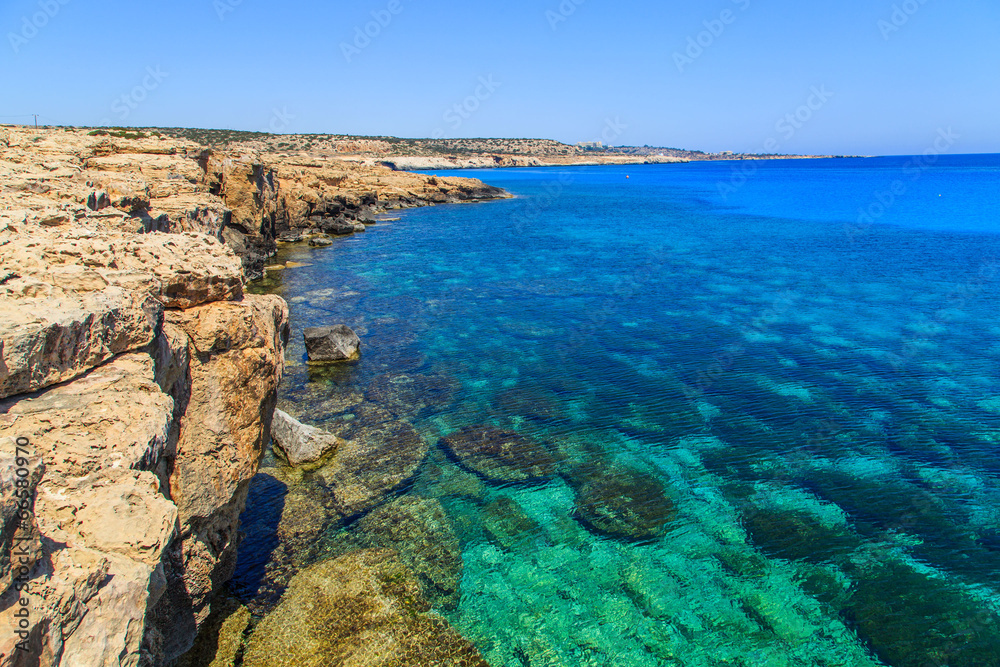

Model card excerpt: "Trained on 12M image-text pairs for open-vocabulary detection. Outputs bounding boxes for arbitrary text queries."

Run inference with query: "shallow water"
[238,157,1000,666]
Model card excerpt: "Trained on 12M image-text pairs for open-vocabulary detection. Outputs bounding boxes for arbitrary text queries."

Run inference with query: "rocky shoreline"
[0,127,507,666]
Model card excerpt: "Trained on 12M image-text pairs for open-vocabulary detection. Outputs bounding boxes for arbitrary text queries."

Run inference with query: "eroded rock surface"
[439,426,561,484]
[570,465,677,542]
[1,127,507,280]
[0,152,289,665]
[270,409,343,466]
[242,549,488,667]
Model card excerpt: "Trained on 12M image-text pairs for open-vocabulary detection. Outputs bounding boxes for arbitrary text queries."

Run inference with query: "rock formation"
[241,549,488,667]
[304,325,361,363]
[0,125,510,666]
[569,465,677,542]
[270,409,343,466]
[0,126,507,281]
[439,426,562,484]
[0,211,288,664]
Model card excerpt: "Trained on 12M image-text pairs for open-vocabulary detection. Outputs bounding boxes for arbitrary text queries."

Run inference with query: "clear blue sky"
[2,0,998,155]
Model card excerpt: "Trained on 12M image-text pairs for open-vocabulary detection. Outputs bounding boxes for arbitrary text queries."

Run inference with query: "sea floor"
[235,162,1000,666]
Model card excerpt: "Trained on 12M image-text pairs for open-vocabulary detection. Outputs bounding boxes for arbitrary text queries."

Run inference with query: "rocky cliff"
[0,211,289,666]
[0,127,507,280]
[0,126,510,666]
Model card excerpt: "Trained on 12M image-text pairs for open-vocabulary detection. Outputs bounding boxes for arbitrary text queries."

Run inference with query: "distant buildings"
[577,141,604,149]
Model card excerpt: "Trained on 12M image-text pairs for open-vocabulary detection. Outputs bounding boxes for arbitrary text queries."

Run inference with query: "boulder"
[570,465,677,542]
[242,549,488,667]
[270,409,343,466]
[313,418,429,521]
[304,325,361,363]
[439,426,561,484]
[308,235,333,247]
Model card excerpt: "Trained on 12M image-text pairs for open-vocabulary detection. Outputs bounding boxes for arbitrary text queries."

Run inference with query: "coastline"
[0,126,509,666]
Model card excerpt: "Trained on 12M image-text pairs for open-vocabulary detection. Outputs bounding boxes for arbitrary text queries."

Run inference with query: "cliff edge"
[0,126,509,666]
[0,130,294,666]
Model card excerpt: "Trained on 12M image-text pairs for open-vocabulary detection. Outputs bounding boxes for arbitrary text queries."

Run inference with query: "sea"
[235,155,1000,666]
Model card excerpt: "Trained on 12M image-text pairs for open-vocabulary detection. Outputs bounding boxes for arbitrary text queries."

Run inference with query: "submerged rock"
[439,426,561,484]
[493,386,565,423]
[353,496,463,609]
[570,466,677,541]
[242,549,489,667]
[740,505,861,564]
[304,325,361,363]
[846,559,1000,667]
[314,419,429,520]
[271,409,343,466]
[365,373,457,420]
[481,496,540,551]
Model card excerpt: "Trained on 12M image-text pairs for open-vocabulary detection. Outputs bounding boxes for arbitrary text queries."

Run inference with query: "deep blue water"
[241,155,1000,666]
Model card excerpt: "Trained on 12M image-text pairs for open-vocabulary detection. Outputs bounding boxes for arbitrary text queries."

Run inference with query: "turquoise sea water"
[238,156,1000,666]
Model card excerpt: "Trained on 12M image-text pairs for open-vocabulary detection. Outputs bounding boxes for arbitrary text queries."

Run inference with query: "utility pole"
[33,114,38,129]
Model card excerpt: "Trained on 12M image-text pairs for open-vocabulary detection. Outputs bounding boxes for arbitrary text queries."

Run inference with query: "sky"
[1,0,998,156]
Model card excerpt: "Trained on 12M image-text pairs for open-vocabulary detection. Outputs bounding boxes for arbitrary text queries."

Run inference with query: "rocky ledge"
[0,126,507,281]
[0,165,292,665]
[0,131,300,667]
[0,127,507,667]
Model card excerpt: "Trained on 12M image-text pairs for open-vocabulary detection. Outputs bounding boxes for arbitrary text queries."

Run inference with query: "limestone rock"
[34,470,177,565]
[0,354,174,485]
[242,549,488,667]
[314,418,429,521]
[0,546,110,664]
[270,409,343,466]
[439,426,561,484]
[304,325,361,363]
[0,228,245,311]
[151,294,288,662]
[0,284,161,400]
[353,497,463,609]
[570,465,677,542]
[0,355,178,666]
